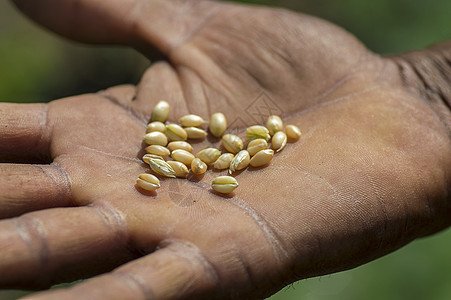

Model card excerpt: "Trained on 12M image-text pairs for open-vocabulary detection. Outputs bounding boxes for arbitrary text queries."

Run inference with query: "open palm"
[1,0,450,299]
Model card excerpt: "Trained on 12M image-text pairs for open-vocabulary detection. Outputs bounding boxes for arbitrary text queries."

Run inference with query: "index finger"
[0,103,51,163]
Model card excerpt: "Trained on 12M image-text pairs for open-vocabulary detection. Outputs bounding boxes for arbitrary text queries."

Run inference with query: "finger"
[0,164,72,219]
[0,206,138,289]
[0,103,51,163]
[25,240,220,300]
[11,0,223,56]
[11,0,136,45]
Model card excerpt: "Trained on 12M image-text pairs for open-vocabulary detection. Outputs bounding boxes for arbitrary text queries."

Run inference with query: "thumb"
[11,0,221,56]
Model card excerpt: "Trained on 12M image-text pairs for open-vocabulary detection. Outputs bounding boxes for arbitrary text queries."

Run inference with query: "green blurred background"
[0,0,450,299]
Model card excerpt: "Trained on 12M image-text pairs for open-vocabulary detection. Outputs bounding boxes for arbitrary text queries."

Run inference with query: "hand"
[1,0,450,299]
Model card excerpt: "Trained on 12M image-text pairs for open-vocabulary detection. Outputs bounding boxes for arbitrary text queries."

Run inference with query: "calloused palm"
[1,0,450,299]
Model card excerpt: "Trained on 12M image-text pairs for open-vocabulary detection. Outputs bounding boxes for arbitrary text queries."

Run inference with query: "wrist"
[390,41,451,132]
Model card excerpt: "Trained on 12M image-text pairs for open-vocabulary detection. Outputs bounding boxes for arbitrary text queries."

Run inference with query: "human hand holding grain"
[1,0,450,299]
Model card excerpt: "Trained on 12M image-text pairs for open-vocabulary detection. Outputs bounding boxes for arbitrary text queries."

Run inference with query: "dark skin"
[1,0,450,299]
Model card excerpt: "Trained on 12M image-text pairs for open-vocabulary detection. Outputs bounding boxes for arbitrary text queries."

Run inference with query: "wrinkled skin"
[1,0,450,299]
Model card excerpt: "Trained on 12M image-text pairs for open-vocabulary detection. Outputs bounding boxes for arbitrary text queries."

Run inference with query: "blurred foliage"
[0,0,450,299]
[276,0,451,54]
[0,2,149,103]
[270,229,451,300]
